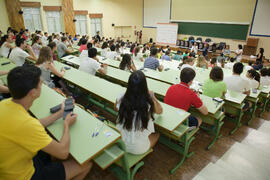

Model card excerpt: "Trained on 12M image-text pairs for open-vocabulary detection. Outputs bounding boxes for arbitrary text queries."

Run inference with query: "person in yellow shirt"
[0,65,92,180]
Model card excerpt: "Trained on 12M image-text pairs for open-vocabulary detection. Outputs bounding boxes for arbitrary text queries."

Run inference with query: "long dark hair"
[118,71,154,131]
[32,35,40,46]
[119,54,132,70]
[0,35,9,47]
[134,46,141,56]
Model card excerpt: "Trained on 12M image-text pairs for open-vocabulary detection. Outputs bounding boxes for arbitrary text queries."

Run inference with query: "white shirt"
[53,39,60,45]
[235,49,243,61]
[9,47,29,66]
[224,75,250,93]
[133,53,143,61]
[79,57,101,75]
[225,62,235,69]
[42,36,48,46]
[260,76,270,86]
[245,65,253,71]
[116,93,154,154]
[100,49,108,57]
[180,64,194,71]
[32,43,42,58]
[0,42,10,58]
[191,45,198,54]
[79,50,88,58]
[106,51,118,59]
[244,77,259,89]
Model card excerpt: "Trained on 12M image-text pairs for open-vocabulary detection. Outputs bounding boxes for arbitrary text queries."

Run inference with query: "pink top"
[79,44,87,53]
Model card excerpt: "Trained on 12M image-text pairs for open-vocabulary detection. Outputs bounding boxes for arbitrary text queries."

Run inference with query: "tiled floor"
[84,108,270,180]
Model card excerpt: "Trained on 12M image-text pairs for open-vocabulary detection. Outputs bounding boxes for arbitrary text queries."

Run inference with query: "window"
[90,18,102,37]
[22,7,42,32]
[46,11,62,34]
[75,15,87,35]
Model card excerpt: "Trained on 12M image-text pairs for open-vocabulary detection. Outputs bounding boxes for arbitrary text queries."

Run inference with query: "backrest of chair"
[180,40,185,47]
[184,41,189,47]
[196,37,202,42]
[198,42,204,49]
[176,40,181,46]
[205,38,212,42]
[189,36,195,41]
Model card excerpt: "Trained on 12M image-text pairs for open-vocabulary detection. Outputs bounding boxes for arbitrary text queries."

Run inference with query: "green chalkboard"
[174,22,249,40]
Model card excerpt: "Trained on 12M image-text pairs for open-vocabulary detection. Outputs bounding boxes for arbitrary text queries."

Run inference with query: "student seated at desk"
[180,57,195,71]
[164,68,207,130]
[9,38,37,66]
[57,37,73,58]
[157,48,163,59]
[224,62,251,110]
[190,42,198,54]
[202,67,227,98]
[106,45,118,60]
[133,46,144,62]
[119,41,125,54]
[235,44,243,62]
[47,42,58,61]
[202,44,209,57]
[223,45,231,60]
[32,35,42,58]
[0,34,15,58]
[0,65,92,180]
[182,50,189,58]
[80,42,92,58]
[142,45,150,57]
[256,48,264,63]
[245,69,260,89]
[79,38,87,53]
[209,57,217,68]
[161,50,171,61]
[260,68,270,86]
[143,48,163,71]
[172,50,183,61]
[101,42,109,57]
[0,70,10,100]
[119,54,136,72]
[224,57,236,69]
[114,71,162,154]
[52,34,60,45]
[196,55,208,69]
[252,60,263,70]
[36,47,71,96]
[267,68,270,83]
[163,45,170,53]
[79,48,107,75]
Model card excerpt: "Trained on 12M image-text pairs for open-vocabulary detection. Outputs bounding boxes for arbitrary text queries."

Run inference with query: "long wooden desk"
[0,58,122,165]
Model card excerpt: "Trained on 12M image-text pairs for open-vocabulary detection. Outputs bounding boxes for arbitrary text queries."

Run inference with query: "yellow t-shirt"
[0,98,52,180]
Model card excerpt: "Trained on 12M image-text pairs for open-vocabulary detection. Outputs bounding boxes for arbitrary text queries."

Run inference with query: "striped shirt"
[144,56,160,70]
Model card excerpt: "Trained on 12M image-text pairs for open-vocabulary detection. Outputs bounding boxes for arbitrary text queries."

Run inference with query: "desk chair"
[205,38,212,43]
[196,37,203,42]
[180,40,185,48]
[188,36,195,42]
[184,41,189,49]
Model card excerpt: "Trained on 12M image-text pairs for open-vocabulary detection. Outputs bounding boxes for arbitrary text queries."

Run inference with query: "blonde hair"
[36,46,52,65]
[196,55,208,69]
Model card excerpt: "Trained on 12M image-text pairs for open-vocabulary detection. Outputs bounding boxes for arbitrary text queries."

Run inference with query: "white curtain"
[46,11,62,34]
[90,18,102,37]
[75,15,87,35]
[22,7,42,33]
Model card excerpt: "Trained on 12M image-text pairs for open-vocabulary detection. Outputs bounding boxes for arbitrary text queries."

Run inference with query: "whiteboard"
[156,23,178,45]
[250,0,270,36]
[143,0,171,28]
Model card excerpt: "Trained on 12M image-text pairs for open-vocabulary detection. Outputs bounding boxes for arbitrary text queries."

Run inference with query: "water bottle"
[203,64,205,72]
